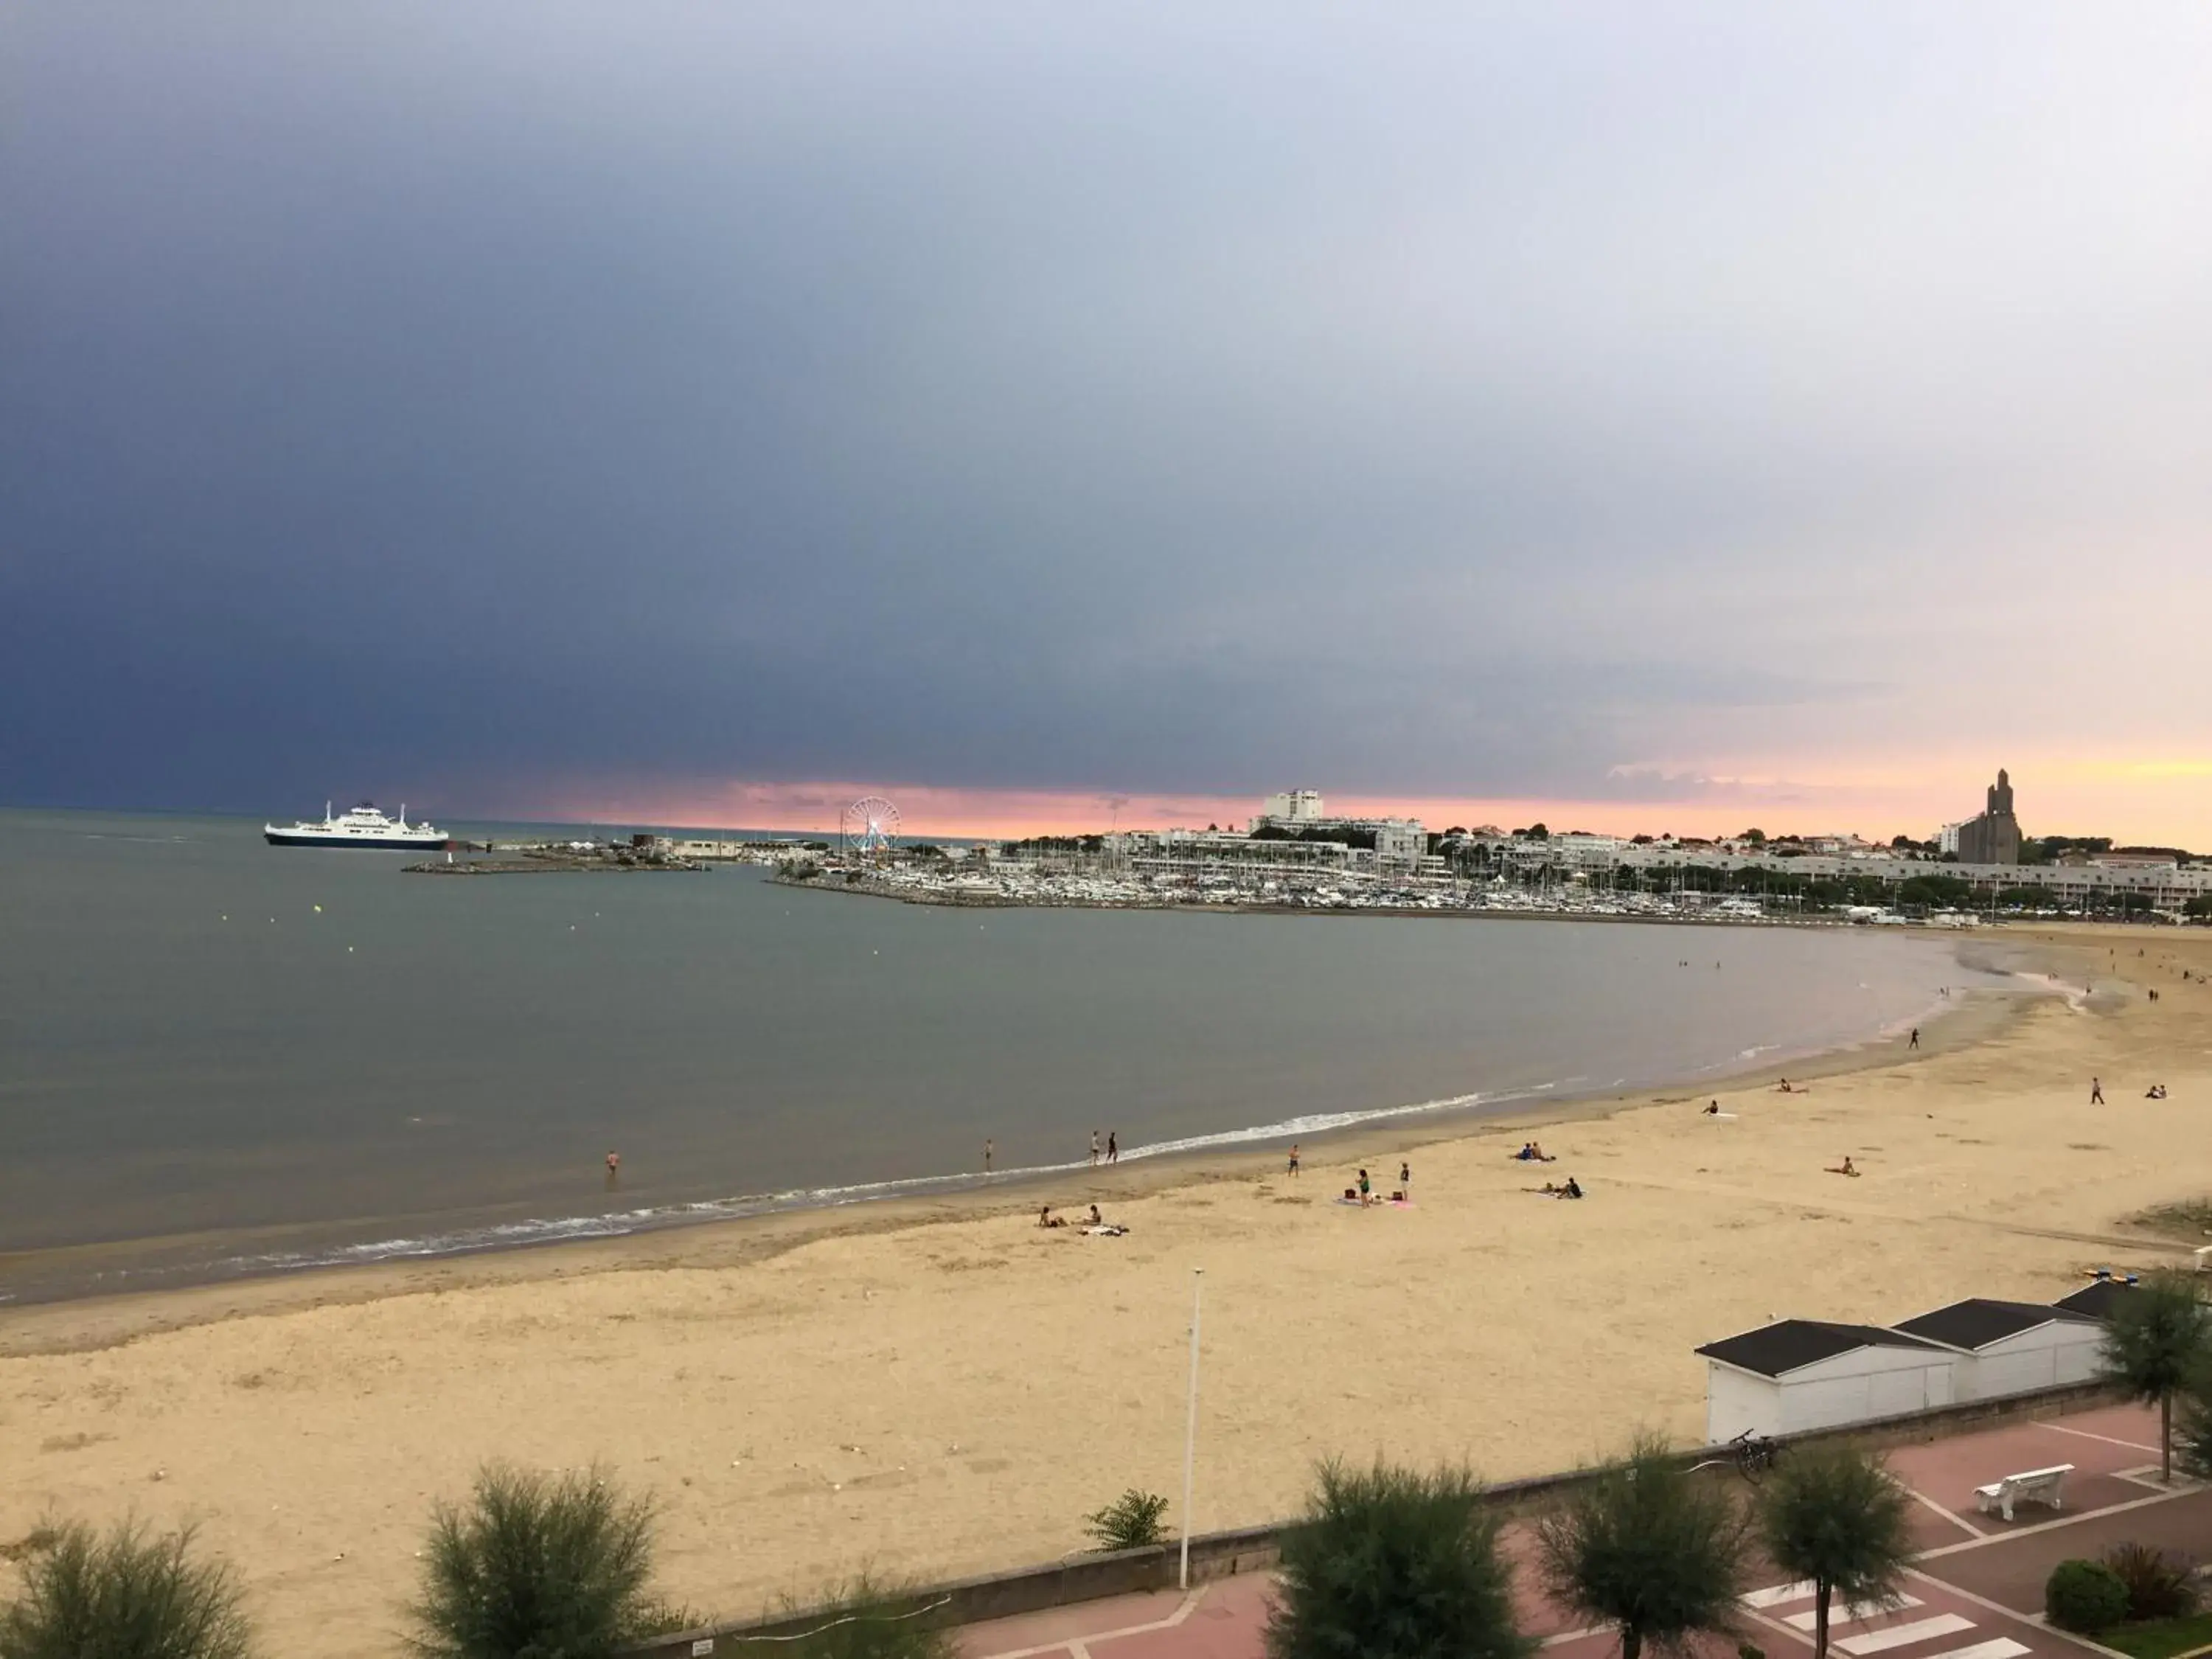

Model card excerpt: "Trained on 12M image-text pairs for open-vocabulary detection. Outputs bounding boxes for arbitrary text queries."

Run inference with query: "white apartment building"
[1259,790,1326,824]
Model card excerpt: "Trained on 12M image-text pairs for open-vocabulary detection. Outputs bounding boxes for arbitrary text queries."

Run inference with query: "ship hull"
[264,830,449,849]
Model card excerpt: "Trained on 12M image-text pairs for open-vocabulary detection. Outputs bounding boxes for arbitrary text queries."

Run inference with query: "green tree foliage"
[408,1465,689,1659]
[2046,1560,2130,1632]
[1895,874,1972,908]
[2185,894,2212,922]
[1083,1491,1169,1552]
[2101,1271,2211,1482]
[1534,1435,1750,1659]
[0,1519,254,1659]
[1265,1461,1529,1659]
[1757,1446,1915,1659]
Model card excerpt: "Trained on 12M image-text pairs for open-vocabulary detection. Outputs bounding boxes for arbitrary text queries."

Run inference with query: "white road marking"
[1920,1642,2029,1659]
[1745,1582,1820,1609]
[1784,1597,1924,1630]
[1837,1615,1978,1654]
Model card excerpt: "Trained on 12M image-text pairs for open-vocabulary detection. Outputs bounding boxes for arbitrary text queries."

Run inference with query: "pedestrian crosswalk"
[1836,1615,1977,1655]
[1739,1583,2031,1659]
[1781,1595,1923,1629]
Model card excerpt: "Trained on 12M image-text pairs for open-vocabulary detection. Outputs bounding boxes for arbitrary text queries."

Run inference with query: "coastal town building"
[1953,769,2023,865]
[1256,790,1325,825]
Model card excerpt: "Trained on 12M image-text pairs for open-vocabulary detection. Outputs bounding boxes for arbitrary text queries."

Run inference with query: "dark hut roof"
[1893,1298,2098,1352]
[1695,1320,1945,1380]
[2053,1280,2138,1322]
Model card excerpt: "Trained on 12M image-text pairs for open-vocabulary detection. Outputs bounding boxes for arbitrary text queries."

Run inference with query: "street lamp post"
[1180,1267,1204,1590]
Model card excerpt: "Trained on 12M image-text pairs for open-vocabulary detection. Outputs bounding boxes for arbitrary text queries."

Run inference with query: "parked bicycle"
[1691,1429,1778,1484]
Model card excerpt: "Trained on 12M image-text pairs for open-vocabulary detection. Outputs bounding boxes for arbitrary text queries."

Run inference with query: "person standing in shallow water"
[1090,1130,1099,1166]
[1106,1131,1118,1164]
[984,1138,993,1173]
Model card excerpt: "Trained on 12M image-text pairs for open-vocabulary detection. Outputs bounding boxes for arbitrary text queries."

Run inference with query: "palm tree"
[0,1519,254,1659]
[408,1464,692,1659]
[1534,1434,1750,1659]
[1757,1445,1915,1659]
[2100,1270,2211,1482]
[1265,1460,1530,1659]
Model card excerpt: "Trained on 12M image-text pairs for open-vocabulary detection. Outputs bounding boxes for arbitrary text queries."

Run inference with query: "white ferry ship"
[264,801,448,849]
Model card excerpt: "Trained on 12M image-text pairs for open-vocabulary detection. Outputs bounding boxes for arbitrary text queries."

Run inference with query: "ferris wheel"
[841,796,901,856]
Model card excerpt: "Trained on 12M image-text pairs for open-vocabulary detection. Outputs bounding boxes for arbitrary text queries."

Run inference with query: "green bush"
[0,1518,254,1659]
[2103,1543,2198,1622]
[777,1577,957,1659]
[2046,1559,2131,1632]
[1266,1460,1529,1659]
[407,1464,692,1659]
[1083,1491,1169,1552]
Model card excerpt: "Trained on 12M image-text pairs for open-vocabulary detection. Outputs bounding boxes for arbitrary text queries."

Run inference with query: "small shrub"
[2047,1559,2131,1633]
[0,1518,254,1659]
[2102,1543,2198,1622]
[407,1464,679,1659]
[1738,1644,1767,1659]
[1084,1491,1170,1552]
[779,1576,957,1659]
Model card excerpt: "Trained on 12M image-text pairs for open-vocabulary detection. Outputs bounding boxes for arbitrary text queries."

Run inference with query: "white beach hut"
[1890,1298,2106,1402]
[1696,1320,1957,1445]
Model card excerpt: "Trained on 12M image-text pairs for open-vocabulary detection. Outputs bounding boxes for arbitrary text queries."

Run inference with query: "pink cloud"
[479,756,2211,848]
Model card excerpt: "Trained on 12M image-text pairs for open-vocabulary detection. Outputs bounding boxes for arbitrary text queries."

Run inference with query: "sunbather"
[1038,1206,1067,1228]
[1826,1156,1859,1177]
[1560,1175,1583,1199]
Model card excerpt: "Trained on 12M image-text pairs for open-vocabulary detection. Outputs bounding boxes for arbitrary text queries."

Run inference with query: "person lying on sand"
[1826,1157,1859,1177]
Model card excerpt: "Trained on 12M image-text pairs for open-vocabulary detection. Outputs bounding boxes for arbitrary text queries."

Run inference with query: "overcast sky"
[6,3,2209,841]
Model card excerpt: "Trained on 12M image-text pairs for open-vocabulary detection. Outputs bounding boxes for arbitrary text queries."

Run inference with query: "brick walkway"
[956,1405,2212,1659]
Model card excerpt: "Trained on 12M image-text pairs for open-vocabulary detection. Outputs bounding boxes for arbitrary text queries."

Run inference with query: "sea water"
[0,808,2020,1303]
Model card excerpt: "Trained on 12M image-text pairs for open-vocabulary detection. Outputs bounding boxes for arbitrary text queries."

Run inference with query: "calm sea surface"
[0,808,2019,1304]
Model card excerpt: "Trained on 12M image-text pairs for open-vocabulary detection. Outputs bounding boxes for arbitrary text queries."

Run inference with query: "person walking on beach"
[1287,1144,1301,1178]
[1090,1130,1100,1166]
[1106,1131,1118,1164]
[1909,1026,1919,1049]
[2091,1077,2104,1105]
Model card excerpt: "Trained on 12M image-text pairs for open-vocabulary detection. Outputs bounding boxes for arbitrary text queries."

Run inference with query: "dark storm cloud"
[5,3,2210,813]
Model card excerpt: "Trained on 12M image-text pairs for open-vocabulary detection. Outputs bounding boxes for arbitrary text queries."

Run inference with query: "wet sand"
[4,924,2208,1657]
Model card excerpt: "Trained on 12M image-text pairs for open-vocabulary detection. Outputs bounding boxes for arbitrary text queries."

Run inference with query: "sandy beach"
[5,924,2211,1656]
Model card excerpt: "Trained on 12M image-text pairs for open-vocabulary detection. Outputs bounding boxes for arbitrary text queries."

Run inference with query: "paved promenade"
[958,1405,2212,1659]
